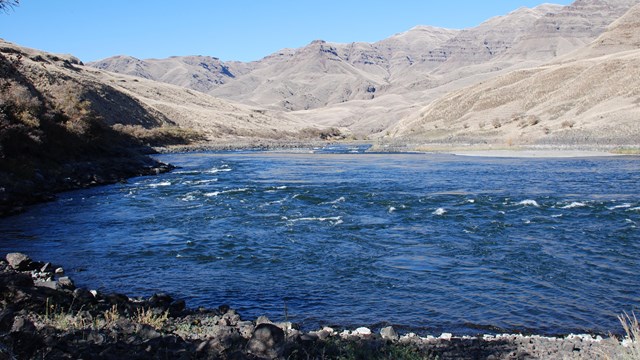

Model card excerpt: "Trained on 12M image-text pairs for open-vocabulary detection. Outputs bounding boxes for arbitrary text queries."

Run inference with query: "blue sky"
[1,1,573,62]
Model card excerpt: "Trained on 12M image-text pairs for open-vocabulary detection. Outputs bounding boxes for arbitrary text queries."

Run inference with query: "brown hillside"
[389,4,640,148]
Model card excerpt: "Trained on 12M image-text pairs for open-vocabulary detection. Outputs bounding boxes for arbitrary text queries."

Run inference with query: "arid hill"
[389,3,640,149]
[0,40,333,214]
[89,0,639,140]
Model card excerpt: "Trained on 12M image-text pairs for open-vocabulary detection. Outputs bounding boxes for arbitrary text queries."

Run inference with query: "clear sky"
[1,0,573,63]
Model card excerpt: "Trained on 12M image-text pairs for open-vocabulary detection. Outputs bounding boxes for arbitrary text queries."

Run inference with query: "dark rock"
[73,287,96,305]
[106,293,130,306]
[86,331,106,345]
[218,304,230,314]
[246,323,285,358]
[300,333,319,342]
[0,308,15,332]
[169,299,186,315]
[149,292,173,308]
[40,262,51,272]
[136,324,162,340]
[8,318,42,360]
[6,253,31,270]
[0,272,33,287]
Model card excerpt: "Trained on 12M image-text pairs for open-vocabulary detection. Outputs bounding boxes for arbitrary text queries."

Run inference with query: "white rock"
[89,290,98,297]
[354,327,372,336]
[380,326,399,341]
[440,333,453,340]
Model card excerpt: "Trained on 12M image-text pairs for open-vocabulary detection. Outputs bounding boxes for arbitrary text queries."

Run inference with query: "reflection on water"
[1,147,639,335]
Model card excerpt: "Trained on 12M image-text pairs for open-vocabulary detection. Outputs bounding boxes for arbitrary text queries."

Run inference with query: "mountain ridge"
[88,0,640,140]
[388,3,640,148]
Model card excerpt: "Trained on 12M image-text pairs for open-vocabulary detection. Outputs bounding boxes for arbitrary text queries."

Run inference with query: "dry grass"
[617,312,640,360]
[133,307,169,330]
[37,303,168,332]
[112,124,206,146]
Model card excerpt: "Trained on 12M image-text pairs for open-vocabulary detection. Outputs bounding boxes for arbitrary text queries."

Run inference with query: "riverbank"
[1,253,635,359]
[157,140,640,157]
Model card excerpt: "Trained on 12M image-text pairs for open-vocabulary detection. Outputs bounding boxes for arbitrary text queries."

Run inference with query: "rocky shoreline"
[0,253,634,359]
[0,159,174,218]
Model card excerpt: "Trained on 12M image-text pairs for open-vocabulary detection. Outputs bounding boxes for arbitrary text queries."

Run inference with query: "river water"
[2,146,639,335]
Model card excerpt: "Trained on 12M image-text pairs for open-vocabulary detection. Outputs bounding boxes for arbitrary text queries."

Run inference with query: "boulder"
[354,327,372,336]
[34,280,58,290]
[6,253,31,271]
[57,276,74,290]
[246,323,285,358]
[169,299,186,315]
[255,315,271,325]
[380,326,399,341]
[73,288,97,305]
[149,293,173,309]
[0,308,15,332]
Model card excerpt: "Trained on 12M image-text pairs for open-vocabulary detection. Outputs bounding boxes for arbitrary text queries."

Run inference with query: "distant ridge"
[389,3,640,148]
[88,0,640,144]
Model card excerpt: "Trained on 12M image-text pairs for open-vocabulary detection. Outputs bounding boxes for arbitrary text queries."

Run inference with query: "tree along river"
[2,145,639,335]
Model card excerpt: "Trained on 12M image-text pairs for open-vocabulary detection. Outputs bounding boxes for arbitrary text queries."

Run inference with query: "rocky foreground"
[0,253,635,360]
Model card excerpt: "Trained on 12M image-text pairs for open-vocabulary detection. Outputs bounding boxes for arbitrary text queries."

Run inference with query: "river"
[2,145,639,335]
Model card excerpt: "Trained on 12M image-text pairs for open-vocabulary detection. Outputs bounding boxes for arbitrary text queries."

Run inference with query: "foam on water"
[561,202,587,209]
[206,166,232,174]
[320,196,346,205]
[608,203,632,210]
[289,216,342,223]
[204,188,250,197]
[433,208,447,216]
[148,181,172,188]
[517,200,540,207]
[183,179,218,185]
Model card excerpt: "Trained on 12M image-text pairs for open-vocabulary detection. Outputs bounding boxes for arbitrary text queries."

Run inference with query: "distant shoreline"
[449,149,623,158]
[156,140,640,158]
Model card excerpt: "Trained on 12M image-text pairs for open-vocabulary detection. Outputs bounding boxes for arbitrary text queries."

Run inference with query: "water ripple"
[0,150,639,335]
